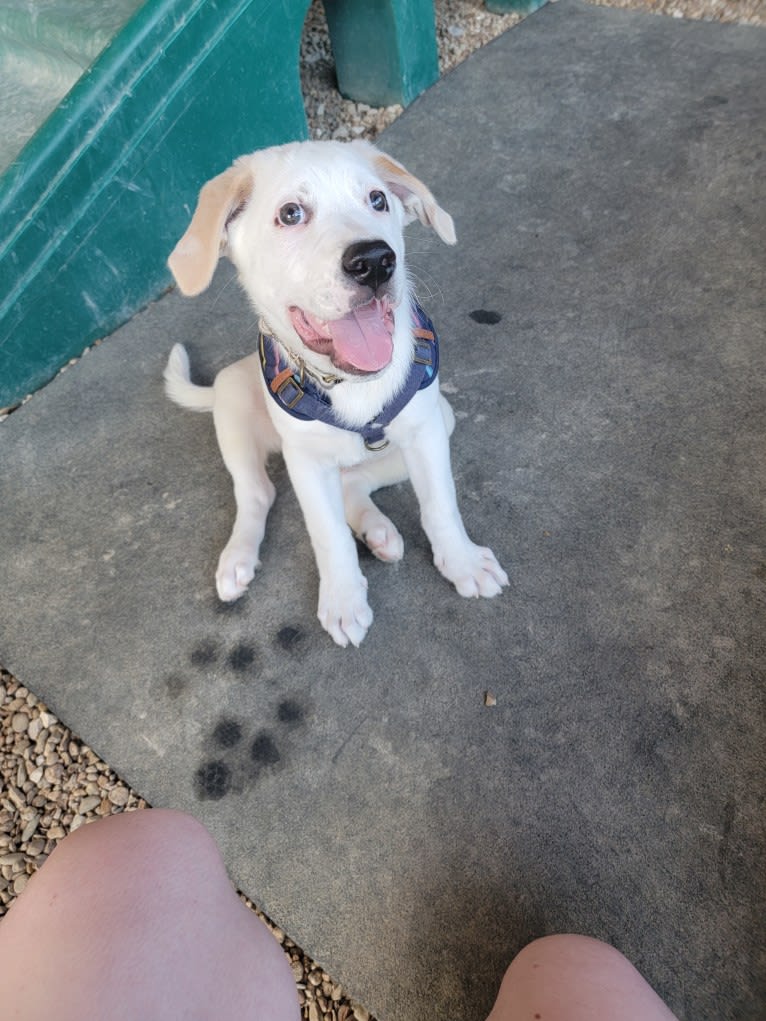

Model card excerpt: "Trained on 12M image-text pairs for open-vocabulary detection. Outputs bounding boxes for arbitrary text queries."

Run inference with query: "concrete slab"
[1,2,764,1018]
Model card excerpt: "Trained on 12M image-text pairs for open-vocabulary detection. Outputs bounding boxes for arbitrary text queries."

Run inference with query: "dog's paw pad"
[363,522,404,563]
[436,545,508,599]
[318,578,373,648]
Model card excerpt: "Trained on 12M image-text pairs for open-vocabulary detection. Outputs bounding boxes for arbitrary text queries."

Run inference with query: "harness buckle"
[364,437,390,452]
[275,375,305,411]
[413,339,433,366]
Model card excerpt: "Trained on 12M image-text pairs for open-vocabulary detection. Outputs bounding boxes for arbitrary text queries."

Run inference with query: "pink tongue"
[327,300,393,372]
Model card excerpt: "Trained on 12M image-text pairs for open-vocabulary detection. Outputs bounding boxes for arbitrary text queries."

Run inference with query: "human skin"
[485,933,678,1021]
[0,808,300,1021]
[0,808,677,1021]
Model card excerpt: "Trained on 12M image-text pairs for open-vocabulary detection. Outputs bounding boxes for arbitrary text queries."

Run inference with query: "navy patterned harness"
[258,300,439,451]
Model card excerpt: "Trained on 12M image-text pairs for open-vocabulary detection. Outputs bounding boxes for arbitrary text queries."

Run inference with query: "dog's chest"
[295,423,384,469]
[258,383,377,466]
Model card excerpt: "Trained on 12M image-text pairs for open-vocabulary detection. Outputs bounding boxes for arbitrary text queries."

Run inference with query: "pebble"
[20,813,40,843]
[107,786,130,807]
[11,712,28,733]
[25,836,46,858]
[7,786,25,810]
[0,852,25,867]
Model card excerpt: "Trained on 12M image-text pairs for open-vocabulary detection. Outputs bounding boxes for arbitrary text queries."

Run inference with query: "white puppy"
[164,139,507,647]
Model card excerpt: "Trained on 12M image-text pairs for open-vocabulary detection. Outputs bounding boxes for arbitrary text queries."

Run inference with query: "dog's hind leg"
[211,357,279,602]
[342,395,455,562]
[342,449,408,562]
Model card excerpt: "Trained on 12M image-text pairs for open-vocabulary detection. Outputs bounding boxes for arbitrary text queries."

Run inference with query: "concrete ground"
[1,2,764,1018]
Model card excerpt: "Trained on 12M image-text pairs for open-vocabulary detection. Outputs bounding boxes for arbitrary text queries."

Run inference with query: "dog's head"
[168,140,455,376]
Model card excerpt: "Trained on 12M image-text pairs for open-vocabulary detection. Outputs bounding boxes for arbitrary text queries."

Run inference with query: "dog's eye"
[369,190,388,212]
[277,202,305,226]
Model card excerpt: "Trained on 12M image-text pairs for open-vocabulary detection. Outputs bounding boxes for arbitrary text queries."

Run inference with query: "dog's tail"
[164,344,214,412]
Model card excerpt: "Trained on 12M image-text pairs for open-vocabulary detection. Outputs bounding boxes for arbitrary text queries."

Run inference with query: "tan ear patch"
[374,153,456,246]
[168,162,254,296]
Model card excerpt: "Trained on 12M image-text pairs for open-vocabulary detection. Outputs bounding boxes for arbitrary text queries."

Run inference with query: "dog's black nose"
[342,240,396,292]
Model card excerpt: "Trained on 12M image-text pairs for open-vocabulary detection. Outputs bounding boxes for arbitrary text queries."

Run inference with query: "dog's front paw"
[216,544,260,602]
[318,575,373,648]
[435,543,509,599]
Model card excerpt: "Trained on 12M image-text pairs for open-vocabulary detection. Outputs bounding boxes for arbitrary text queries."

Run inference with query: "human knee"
[119,809,227,889]
[123,807,217,855]
[486,936,609,1021]
[504,934,629,985]
[516,933,615,963]
[49,808,226,900]
[487,935,675,1021]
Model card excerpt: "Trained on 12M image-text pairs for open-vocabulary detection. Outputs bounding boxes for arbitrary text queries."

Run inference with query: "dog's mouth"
[288,297,395,374]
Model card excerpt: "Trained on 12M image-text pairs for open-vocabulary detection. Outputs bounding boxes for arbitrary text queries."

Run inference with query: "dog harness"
[258,301,439,451]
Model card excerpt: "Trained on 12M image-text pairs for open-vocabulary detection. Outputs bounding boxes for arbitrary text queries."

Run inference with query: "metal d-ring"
[364,437,389,452]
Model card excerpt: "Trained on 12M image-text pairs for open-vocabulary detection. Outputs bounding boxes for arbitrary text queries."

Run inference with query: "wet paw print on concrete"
[160,626,310,799]
[163,637,261,701]
[195,696,308,801]
[164,625,308,701]
[189,638,258,673]
[469,309,503,325]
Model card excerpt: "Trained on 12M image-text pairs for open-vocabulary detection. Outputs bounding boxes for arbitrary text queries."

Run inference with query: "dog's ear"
[168,161,254,296]
[370,148,456,246]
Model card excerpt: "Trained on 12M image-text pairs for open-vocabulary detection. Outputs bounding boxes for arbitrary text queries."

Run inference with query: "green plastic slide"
[0,0,440,410]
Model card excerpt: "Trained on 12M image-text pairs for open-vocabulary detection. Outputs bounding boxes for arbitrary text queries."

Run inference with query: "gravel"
[1,2,762,1018]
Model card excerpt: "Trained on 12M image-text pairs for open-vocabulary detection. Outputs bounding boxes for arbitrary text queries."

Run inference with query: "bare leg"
[486,935,678,1021]
[0,809,300,1021]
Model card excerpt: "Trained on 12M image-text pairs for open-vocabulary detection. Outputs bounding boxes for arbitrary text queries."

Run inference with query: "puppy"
[164,140,507,647]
